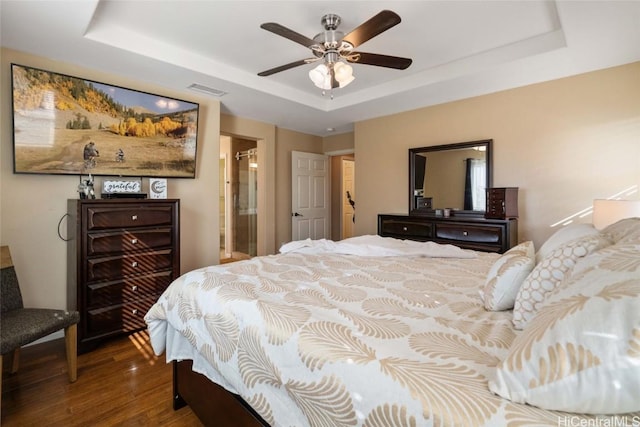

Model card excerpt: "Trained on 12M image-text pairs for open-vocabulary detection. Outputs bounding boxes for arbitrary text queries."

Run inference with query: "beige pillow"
[601,217,640,244]
[535,223,599,264]
[481,241,535,311]
[489,244,640,414]
[512,233,611,330]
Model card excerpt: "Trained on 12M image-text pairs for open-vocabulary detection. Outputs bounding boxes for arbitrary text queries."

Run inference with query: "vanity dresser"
[380,139,518,253]
[67,198,180,352]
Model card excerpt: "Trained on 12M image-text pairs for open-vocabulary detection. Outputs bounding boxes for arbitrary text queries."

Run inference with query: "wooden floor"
[1,331,203,426]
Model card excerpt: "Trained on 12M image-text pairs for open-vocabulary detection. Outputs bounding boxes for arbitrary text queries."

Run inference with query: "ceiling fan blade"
[260,22,317,48]
[347,52,412,70]
[342,10,401,48]
[258,59,316,77]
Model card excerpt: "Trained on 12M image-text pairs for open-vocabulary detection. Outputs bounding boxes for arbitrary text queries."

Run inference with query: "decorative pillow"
[481,241,535,311]
[512,233,611,330]
[535,223,599,264]
[601,217,640,245]
[489,244,640,414]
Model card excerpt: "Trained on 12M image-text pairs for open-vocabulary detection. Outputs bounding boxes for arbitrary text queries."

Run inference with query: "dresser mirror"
[409,139,493,216]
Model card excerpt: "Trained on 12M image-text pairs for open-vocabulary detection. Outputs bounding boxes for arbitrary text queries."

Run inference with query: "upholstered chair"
[0,246,80,397]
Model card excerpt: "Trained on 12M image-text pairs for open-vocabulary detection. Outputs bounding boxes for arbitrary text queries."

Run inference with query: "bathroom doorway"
[220,135,258,263]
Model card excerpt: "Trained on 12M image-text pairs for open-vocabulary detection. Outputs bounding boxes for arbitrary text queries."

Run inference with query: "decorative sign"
[149,178,168,199]
[102,178,143,194]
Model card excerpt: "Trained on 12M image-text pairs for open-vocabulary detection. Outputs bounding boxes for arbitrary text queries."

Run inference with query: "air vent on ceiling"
[187,83,227,97]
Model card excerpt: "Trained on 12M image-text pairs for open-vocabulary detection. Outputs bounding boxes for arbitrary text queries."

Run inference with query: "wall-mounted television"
[11,63,199,178]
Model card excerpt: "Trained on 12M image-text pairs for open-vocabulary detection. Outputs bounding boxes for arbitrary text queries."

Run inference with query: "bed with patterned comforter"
[145,230,640,427]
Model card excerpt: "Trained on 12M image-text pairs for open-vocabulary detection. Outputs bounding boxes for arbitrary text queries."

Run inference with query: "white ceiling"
[1,0,639,137]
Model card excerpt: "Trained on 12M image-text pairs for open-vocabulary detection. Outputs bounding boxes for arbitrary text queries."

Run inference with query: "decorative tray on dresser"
[67,199,180,353]
[378,214,517,253]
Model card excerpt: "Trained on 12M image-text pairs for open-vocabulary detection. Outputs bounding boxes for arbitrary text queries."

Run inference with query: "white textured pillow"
[489,243,640,414]
[535,223,599,264]
[512,233,611,330]
[481,241,535,311]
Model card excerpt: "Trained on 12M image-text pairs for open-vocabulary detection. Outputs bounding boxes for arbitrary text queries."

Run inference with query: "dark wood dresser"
[378,214,517,253]
[67,199,180,352]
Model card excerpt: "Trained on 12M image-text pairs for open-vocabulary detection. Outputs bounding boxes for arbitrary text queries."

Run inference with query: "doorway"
[341,158,355,239]
[330,153,355,241]
[220,135,258,263]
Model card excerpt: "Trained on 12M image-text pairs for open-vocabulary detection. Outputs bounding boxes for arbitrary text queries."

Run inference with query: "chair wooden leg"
[10,348,20,374]
[1,354,3,398]
[64,324,78,383]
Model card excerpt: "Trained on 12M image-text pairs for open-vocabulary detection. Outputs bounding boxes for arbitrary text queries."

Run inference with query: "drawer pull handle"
[402,227,408,231]
[131,261,138,268]
[131,285,138,292]
[131,238,138,244]
[132,309,138,315]
[463,231,468,236]
[132,215,138,221]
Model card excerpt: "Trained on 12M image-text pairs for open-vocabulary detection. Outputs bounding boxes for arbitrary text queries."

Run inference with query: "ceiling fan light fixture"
[309,63,330,89]
[334,61,354,87]
[308,61,354,90]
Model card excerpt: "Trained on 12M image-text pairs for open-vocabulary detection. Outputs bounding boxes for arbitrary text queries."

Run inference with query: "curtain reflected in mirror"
[464,158,486,211]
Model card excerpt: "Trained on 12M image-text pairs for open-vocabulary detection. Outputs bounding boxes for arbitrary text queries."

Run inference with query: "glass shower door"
[233,148,257,257]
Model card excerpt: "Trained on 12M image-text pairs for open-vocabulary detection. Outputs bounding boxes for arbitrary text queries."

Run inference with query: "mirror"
[409,139,493,216]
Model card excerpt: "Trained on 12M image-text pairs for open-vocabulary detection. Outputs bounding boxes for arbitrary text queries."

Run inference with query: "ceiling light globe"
[334,62,354,88]
[309,64,332,89]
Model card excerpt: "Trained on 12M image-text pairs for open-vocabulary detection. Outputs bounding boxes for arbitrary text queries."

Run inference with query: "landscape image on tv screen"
[11,63,199,178]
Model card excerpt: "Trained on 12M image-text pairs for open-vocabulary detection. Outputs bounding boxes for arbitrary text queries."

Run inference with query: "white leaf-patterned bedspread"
[145,251,606,427]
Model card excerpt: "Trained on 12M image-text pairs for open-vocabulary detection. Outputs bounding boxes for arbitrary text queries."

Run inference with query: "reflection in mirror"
[410,140,492,216]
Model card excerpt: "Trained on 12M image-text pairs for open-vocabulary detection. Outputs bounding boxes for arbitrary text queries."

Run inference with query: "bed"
[145,223,640,426]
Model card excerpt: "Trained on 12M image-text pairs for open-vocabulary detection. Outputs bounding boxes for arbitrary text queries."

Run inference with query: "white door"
[341,159,355,239]
[291,151,330,241]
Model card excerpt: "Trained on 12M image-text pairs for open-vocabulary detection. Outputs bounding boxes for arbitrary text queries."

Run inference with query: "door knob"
[292,212,303,217]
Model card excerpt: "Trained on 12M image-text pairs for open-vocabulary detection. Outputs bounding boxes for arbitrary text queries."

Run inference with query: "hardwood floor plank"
[1,331,203,426]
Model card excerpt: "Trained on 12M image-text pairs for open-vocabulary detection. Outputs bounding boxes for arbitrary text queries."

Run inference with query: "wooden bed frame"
[173,360,270,426]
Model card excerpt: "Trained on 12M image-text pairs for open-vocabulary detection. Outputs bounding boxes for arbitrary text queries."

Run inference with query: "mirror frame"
[409,139,493,217]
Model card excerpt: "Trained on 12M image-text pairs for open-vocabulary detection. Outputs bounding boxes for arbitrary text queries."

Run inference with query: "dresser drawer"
[435,223,502,244]
[86,270,173,309]
[379,218,433,238]
[86,206,175,230]
[87,228,173,256]
[86,249,173,282]
[86,296,158,338]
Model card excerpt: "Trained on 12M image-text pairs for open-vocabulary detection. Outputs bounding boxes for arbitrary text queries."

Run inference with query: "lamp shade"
[592,199,640,230]
[333,62,354,87]
[309,63,331,89]
[308,61,354,90]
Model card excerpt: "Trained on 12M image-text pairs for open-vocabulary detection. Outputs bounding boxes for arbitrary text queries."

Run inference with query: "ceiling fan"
[257,10,412,91]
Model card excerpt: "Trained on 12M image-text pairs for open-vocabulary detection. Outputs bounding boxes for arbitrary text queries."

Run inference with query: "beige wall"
[1,48,221,310]
[275,128,323,248]
[355,62,640,249]
[323,132,354,154]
